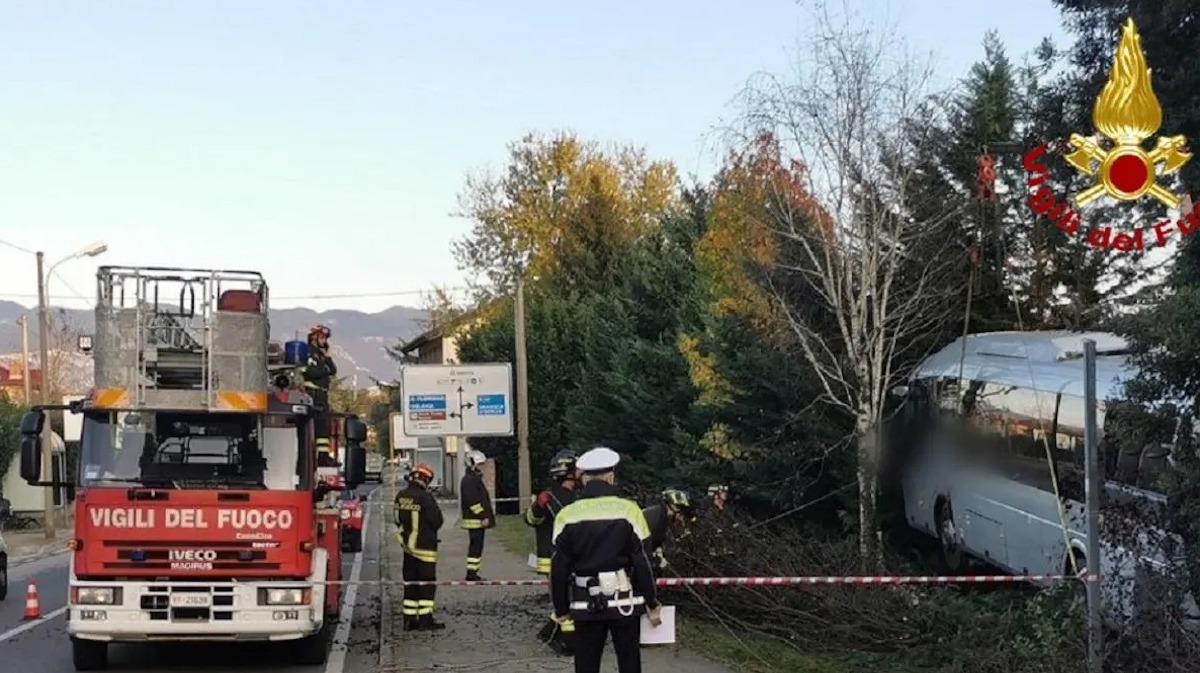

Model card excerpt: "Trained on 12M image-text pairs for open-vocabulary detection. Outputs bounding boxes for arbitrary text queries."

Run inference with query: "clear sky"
[0,0,1064,313]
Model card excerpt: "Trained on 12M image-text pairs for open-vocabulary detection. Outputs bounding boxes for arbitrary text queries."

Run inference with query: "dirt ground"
[379,503,736,672]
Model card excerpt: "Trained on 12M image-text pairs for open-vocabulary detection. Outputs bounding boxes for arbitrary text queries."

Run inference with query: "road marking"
[0,605,69,643]
[324,485,378,673]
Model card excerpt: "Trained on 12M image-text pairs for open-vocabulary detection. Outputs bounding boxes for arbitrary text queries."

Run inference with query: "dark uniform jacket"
[394,483,443,563]
[302,346,338,393]
[459,471,495,530]
[525,482,578,573]
[550,480,659,621]
[642,503,670,569]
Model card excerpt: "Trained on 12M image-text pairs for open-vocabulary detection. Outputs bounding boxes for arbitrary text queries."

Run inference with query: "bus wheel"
[935,498,965,573]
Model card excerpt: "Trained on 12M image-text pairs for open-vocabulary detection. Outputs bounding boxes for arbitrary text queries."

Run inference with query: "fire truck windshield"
[77,410,310,490]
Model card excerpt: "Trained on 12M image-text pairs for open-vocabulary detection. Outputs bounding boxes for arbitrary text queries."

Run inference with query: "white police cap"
[576,446,620,473]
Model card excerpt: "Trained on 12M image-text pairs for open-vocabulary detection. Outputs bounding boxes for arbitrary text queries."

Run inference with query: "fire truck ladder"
[133,279,214,403]
[96,266,269,410]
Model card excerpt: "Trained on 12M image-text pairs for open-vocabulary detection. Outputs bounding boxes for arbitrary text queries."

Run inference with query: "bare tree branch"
[727,0,960,566]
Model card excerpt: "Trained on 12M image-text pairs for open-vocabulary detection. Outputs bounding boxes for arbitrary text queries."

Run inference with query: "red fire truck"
[17,266,366,671]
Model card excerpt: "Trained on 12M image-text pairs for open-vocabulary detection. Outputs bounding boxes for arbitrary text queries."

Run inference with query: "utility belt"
[569,569,645,618]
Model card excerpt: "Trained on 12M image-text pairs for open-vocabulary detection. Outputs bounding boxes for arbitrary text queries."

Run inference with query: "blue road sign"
[476,394,506,416]
[409,394,447,411]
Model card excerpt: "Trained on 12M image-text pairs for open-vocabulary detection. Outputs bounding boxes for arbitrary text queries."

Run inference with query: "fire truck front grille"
[140,585,236,622]
[102,539,282,571]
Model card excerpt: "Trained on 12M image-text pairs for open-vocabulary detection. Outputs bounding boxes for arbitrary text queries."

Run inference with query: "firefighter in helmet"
[301,324,338,466]
[643,488,695,573]
[707,484,729,511]
[527,449,580,654]
[394,463,445,630]
[705,484,738,558]
[459,450,495,581]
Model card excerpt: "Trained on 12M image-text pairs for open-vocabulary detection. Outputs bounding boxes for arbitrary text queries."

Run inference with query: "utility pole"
[1082,339,1103,673]
[17,315,31,403]
[36,251,56,539]
[514,273,531,501]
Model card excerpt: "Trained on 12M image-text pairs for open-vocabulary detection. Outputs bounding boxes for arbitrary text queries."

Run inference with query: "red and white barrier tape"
[312,573,1089,587]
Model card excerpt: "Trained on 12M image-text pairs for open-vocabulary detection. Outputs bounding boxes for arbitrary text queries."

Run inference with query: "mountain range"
[0,300,428,388]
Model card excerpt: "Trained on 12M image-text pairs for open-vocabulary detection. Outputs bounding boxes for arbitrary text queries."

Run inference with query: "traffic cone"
[24,581,41,620]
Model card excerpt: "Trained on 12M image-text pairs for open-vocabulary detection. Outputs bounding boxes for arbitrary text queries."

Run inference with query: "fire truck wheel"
[342,530,362,554]
[71,637,108,671]
[293,621,332,665]
[0,553,8,601]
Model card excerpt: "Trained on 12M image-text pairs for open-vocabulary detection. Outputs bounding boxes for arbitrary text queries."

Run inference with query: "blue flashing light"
[130,550,146,563]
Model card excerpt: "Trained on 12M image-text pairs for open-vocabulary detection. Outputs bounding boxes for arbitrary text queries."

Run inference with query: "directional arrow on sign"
[454,386,468,432]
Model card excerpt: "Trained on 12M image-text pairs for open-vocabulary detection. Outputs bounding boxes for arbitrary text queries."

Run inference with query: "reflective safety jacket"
[301,347,337,393]
[459,471,495,530]
[394,483,443,563]
[642,504,669,570]
[550,481,658,621]
[525,482,577,574]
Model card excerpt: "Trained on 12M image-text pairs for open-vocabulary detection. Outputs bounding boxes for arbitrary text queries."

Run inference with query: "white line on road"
[0,606,69,643]
[324,486,378,673]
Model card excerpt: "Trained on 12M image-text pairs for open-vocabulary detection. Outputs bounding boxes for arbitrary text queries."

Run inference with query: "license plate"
[169,593,211,607]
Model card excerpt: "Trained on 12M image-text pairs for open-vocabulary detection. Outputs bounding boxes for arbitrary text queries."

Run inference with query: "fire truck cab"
[16,266,365,671]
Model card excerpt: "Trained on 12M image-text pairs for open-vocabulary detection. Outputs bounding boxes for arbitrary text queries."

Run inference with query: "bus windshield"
[77,410,310,490]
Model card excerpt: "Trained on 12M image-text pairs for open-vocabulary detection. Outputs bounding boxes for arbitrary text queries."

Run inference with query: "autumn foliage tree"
[452,131,681,297]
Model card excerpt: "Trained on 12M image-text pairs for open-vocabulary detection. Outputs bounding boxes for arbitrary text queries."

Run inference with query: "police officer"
[527,449,580,654]
[394,463,445,630]
[459,450,494,581]
[300,325,338,466]
[551,447,661,673]
[643,489,695,573]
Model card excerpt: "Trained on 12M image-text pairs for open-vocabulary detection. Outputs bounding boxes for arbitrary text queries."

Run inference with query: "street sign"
[389,412,419,450]
[400,363,514,437]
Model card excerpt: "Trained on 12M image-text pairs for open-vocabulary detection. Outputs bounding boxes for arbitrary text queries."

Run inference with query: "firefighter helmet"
[707,484,728,496]
[309,324,331,339]
[548,450,577,479]
[663,489,695,521]
[409,463,435,485]
[466,450,487,469]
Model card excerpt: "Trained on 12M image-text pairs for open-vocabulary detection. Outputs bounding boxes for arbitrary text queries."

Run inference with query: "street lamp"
[37,240,108,539]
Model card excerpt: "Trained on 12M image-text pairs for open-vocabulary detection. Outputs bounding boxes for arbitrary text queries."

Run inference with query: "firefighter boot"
[465,571,484,582]
[403,616,421,631]
[418,614,446,631]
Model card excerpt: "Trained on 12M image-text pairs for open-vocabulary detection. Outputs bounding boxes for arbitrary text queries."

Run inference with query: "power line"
[0,238,35,255]
[0,286,472,303]
[272,287,470,301]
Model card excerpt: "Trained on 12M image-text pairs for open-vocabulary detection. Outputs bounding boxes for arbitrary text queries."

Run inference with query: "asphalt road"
[0,484,389,673]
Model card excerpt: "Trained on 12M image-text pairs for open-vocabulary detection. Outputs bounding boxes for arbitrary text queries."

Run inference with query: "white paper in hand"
[527,553,538,570]
[639,606,676,645]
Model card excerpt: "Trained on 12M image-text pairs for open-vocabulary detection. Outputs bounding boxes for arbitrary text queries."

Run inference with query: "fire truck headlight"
[73,587,119,605]
[262,588,308,606]
[339,509,351,520]
[353,509,363,519]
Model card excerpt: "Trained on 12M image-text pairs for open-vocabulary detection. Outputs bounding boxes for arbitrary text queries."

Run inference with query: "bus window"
[1097,399,1175,490]
[1137,443,1171,492]
[989,385,1062,492]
